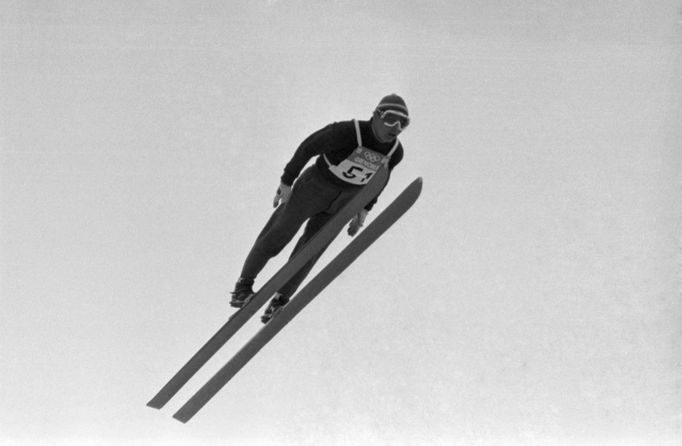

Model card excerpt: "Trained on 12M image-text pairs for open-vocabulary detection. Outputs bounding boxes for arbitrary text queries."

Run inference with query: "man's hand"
[347,209,369,236]
[273,183,292,208]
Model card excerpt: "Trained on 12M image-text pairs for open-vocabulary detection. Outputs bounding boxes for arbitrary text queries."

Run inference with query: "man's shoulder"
[315,119,359,143]
[326,119,359,133]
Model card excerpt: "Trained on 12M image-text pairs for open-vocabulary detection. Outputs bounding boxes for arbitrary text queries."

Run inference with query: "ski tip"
[410,177,423,194]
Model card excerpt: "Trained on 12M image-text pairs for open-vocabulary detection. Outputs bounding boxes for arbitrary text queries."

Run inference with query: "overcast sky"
[1,1,681,445]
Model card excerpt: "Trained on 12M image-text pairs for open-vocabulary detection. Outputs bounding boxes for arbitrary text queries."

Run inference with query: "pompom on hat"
[376,93,409,117]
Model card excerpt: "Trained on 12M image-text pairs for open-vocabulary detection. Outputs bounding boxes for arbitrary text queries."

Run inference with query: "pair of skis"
[147,166,422,423]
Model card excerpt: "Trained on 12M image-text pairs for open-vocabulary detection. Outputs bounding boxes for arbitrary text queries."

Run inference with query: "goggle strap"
[378,109,410,120]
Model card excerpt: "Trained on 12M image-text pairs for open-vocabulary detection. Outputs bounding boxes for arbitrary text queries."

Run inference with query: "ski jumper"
[239,119,403,298]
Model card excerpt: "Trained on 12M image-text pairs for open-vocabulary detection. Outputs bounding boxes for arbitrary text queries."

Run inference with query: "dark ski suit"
[239,118,404,298]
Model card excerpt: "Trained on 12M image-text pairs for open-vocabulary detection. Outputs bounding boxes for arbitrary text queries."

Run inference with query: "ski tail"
[172,177,423,423]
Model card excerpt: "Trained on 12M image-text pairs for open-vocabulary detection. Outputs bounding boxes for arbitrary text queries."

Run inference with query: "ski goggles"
[377,109,410,130]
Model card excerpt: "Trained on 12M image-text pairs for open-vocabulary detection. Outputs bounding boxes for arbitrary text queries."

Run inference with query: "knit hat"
[376,94,409,117]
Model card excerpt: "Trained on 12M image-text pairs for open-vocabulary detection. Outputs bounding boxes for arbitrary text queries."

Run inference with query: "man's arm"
[280,124,336,186]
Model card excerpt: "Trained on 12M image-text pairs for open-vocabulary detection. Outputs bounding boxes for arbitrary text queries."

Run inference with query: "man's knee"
[261,228,297,256]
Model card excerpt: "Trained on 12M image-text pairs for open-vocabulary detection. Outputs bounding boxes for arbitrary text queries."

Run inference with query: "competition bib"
[324,120,399,185]
[327,146,387,185]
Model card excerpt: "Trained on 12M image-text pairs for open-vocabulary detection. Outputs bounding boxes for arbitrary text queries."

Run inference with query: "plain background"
[1,1,681,445]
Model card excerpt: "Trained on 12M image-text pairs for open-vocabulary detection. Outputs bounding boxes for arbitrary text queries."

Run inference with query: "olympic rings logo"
[364,152,381,163]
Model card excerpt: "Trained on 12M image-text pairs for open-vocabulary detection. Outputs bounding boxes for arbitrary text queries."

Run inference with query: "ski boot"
[230,277,255,308]
[261,293,289,324]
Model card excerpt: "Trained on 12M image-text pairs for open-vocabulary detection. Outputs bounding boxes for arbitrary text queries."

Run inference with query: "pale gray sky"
[1,1,681,445]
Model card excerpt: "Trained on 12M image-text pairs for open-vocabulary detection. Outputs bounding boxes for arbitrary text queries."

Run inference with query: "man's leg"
[238,198,313,283]
[259,184,363,321]
[238,206,291,281]
[232,167,334,305]
[276,181,366,299]
[276,212,336,299]
[260,212,334,322]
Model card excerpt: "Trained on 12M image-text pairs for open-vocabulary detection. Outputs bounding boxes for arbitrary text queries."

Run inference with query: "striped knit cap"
[376,94,409,117]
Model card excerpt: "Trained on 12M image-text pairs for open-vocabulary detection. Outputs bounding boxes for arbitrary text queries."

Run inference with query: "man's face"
[372,110,407,142]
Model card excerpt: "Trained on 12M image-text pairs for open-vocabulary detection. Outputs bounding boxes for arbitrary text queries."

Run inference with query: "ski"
[173,177,423,423]
[147,166,389,409]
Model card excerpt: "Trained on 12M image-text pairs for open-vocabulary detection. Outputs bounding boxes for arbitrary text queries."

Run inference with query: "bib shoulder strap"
[387,138,400,158]
[353,119,363,147]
